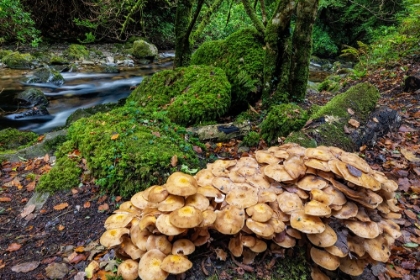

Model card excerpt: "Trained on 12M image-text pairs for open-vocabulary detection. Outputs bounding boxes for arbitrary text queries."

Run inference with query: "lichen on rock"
[132,40,158,60]
[128,65,231,126]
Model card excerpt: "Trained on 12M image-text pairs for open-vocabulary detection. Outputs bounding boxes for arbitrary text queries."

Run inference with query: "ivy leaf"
[403,242,419,248]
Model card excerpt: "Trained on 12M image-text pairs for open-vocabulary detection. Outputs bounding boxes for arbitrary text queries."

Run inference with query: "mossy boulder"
[0,128,38,153]
[260,103,309,144]
[0,49,13,60]
[191,28,265,112]
[128,65,231,126]
[15,88,48,108]
[64,44,89,60]
[132,40,158,59]
[37,105,202,197]
[2,52,34,69]
[318,75,342,93]
[285,82,380,150]
[26,65,64,86]
[49,55,69,65]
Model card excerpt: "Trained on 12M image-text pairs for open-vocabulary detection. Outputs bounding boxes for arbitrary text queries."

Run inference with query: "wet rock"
[26,65,64,86]
[132,40,158,60]
[45,263,69,279]
[66,103,120,126]
[2,52,34,69]
[13,106,50,119]
[15,88,49,108]
[101,64,119,73]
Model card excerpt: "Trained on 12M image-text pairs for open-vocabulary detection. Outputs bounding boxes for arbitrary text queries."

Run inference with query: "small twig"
[231,255,254,272]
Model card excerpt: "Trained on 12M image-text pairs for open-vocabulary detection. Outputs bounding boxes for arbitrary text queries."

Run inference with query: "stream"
[0,55,174,134]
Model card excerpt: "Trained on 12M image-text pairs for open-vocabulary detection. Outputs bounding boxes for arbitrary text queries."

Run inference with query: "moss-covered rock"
[26,65,64,86]
[64,44,89,60]
[0,49,13,60]
[128,65,231,126]
[49,55,69,65]
[286,82,380,151]
[318,74,342,93]
[132,40,158,59]
[2,52,34,69]
[15,88,49,108]
[37,105,202,197]
[260,103,309,144]
[0,128,38,153]
[66,103,121,126]
[191,28,265,112]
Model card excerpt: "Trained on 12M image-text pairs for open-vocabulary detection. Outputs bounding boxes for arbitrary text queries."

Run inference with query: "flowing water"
[0,56,174,134]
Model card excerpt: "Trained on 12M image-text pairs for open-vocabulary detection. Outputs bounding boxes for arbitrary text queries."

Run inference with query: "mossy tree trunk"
[243,0,319,107]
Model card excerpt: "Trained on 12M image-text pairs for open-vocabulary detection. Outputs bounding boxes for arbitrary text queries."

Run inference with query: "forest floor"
[0,58,419,280]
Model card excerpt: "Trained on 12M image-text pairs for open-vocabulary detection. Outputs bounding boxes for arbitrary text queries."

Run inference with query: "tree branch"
[241,0,265,34]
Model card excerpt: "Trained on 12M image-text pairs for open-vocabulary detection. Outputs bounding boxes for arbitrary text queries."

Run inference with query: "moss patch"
[260,103,309,144]
[64,44,89,60]
[2,52,33,69]
[37,105,202,197]
[285,131,317,148]
[241,131,260,147]
[128,65,231,126]
[191,28,265,112]
[0,128,38,153]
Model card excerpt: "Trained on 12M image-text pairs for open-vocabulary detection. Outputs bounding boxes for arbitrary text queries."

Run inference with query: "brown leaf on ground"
[53,202,69,211]
[84,201,91,208]
[98,203,109,211]
[404,209,417,220]
[170,155,178,167]
[0,197,12,202]
[11,261,39,273]
[98,195,107,204]
[6,243,22,252]
[26,181,36,192]
[400,148,420,162]
[57,225,65,231]
[0,259,5,270]
[20,204,36,218]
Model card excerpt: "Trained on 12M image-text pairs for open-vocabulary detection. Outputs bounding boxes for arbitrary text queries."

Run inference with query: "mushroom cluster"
[100,143,401,279]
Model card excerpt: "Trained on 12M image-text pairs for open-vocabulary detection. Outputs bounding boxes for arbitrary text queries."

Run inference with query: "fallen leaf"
[111,133,119,140]
[152,131,161,137]
[0,197,11,202]
[11,261,39,273]
[57,224,65,231]
[37,135,45,142]
[115,196,122,202]
[20,204,36,218]
[170,155,178,167]
[98,203,109,211]
[53,202,69,211]
[26,181,36,192]
[348,118,360,128]
[373,117,379,123]
[404,209,417,220]
[215,248,227,261]
[85,260,100,278]
[98,195,107,204]
[193,146,203,153]
[400,148,420,163]
[84,201,91,208]
[0,259,5,269]
[75,246,85,253]
[7,243,22,252]
[347,108,355,115]
[399,125,415,132]
[43,153,50,163]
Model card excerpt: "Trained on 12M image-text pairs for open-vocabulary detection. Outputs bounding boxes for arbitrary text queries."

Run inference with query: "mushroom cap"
[305,158,331,172]
[267,146,289,159]
[166,172,198,196]
[310,189,336,205]
[246,218,275,238]
[194,169,215,187]
[199,209,217,227]
[117,259,139,280]
[100,228,129,248]
[228,236,243,257]
[290,210,326,234]
[305,147,334,161]
[373,172,398,192]
[246,203,274,222]
[378,219,402,239]
[236,156,260,168]
[304,200,331,216]
[249,238,267,253]
[258,188,280,203]
[310,266,330,280]
[160,254,193,274]
[226,183,258,208]
[146,235,172,255]
[325,244,348,258]
[310,247,340,271]
[273,232,296,248]
[283,156,307,179]
[191,227,211,246]
[322,186,347,206]
[286,228,302,239]
[131,191,158,209]
[196,185,221,198]
[277,192,303,214]
[169,206,203,228]
[121,236,145,260]
[155,214,186,236]
[339,257,367,276]
[138,215,157,231]
[157,194,185,212]
[347,235,366,257]
[340,152,372,174]
[307,225,337,248]
[130,227,150,251]
[344,220,380,239]
[296,175,327,191]
[264,164,294,182]
[268,217,286,233]
[214,205,245,235]
[212,176,236,194]
[104,213,135,229]
[210,159,237,176]
[138,249,168,280]
[364,235,391,262]
[246,172,271,189]
[147,185,169,203]
[255,150,280,164]
[241,235,257,247]
[172,239,195,255]
[117,201,142,215]
[185,193,210,211]
[332,201,358,219]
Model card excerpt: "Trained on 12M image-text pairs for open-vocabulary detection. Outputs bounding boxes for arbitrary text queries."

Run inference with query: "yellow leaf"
[401,148,420,163]
[85,260,99,278]
[111,133,119,140]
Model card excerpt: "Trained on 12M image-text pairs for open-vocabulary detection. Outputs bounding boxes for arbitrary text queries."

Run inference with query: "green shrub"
[260,103,309,144]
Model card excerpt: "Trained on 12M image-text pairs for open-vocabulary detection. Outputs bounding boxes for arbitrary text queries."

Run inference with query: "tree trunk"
[174,0,194,68]
[288,0,319,102]
[191,0,224,44]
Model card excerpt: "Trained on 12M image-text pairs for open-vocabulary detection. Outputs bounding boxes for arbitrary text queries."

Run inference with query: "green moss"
[2,52,33,69]
[191,28,265,112]
[311,82,380,120]
[260,103,309,144]
[285,131,317,148]
[39,105,202,197]
[50,55,69,65]
[318,74,342,93]
[241,131,260,147]
[0,128,38,153]
[36,155,82,193]
[0,49,13,59]
[132,40,158,59]
[65,44,89,60]
[128,65,231,126]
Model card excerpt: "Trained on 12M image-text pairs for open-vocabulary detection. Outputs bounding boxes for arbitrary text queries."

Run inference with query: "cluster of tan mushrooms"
[100,143,401,280]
